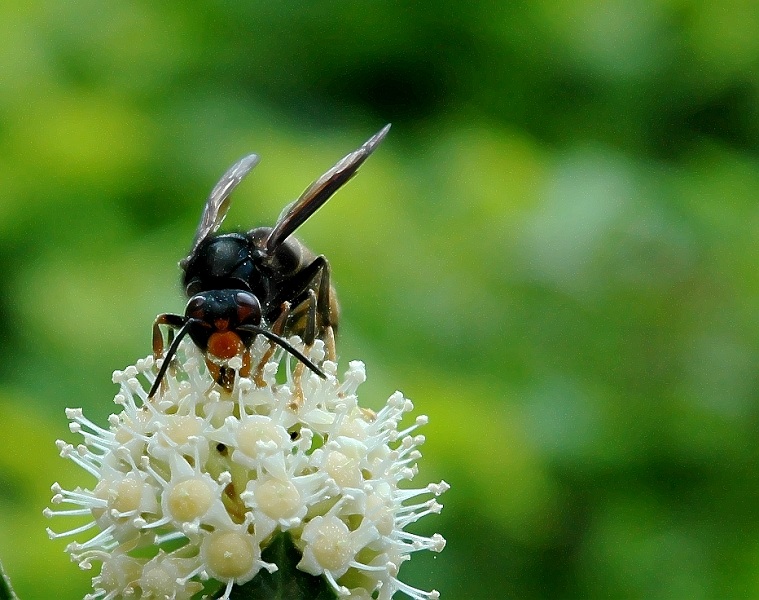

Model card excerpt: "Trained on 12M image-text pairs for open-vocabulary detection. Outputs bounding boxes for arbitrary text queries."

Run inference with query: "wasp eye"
[235,291,261,324]
[186,295,206,320]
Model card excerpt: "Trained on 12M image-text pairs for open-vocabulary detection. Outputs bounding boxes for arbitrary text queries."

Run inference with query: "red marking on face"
[208,331,244,360]
[214,318,230,331]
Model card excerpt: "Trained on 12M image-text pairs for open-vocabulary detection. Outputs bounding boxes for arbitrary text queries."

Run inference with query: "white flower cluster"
[46,338,447,599]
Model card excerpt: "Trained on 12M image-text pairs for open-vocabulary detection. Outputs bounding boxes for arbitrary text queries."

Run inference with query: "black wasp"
[148,125,390,398]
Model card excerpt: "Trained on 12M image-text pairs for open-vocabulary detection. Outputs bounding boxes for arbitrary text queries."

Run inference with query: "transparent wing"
[265,124,391,253]
[187,153,260,257]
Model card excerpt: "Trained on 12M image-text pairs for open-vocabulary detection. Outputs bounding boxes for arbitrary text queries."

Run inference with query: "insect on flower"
[149,124,391,398]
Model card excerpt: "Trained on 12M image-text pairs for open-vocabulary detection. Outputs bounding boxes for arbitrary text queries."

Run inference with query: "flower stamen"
[47,339,446,599]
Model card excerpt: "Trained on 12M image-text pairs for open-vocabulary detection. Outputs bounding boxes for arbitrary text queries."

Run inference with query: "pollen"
[203,531,256,581]
[237,417,287,459]
[112,409,150,445]
[325,450,363,488]
[98,555,143,593]
[95,477,144,514]
[254,479,302,520]
[142,563,173,597]
[167,478,214,522]
[309,517,352,571]
[365,494,395,536]
[164,415,202,445]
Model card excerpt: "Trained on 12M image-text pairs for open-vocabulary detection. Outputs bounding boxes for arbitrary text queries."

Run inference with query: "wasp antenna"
[148,319,194,398]
[237,324,326,378]
[265,124,391,253]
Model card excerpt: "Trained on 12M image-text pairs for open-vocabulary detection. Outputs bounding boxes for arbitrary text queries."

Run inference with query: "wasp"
[148,124,390,398]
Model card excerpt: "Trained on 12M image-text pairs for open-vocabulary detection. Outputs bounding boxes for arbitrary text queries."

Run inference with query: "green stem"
[0,559,18,600]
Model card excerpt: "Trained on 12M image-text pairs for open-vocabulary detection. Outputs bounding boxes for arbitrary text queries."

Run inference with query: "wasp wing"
[265,124,391,253]
[186,153,261,258]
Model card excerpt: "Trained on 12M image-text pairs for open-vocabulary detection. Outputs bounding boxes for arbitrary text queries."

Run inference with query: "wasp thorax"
[184,234,255,295]
[249,226,302,274]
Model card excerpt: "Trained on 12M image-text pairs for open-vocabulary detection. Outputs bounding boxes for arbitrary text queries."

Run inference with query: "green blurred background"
[2,1,759,598]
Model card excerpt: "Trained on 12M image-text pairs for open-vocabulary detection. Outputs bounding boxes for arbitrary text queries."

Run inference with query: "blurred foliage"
[1,1,759,599]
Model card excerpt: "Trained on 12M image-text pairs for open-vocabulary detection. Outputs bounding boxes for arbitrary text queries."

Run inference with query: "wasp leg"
[152,313,186,357]
[151,313,187,398]
[323,325,336,362]
[289,290,319,408]
[205,359,221,390]
[205,358,236,394]
[309,255,338,360]
[315,257,338,349]
[254,301,291,387]
[269,255,338,359]
[240,348,252,379]
[297,289,319,348]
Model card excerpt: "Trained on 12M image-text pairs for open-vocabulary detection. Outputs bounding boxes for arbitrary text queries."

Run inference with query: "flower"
[46,336,448,599]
